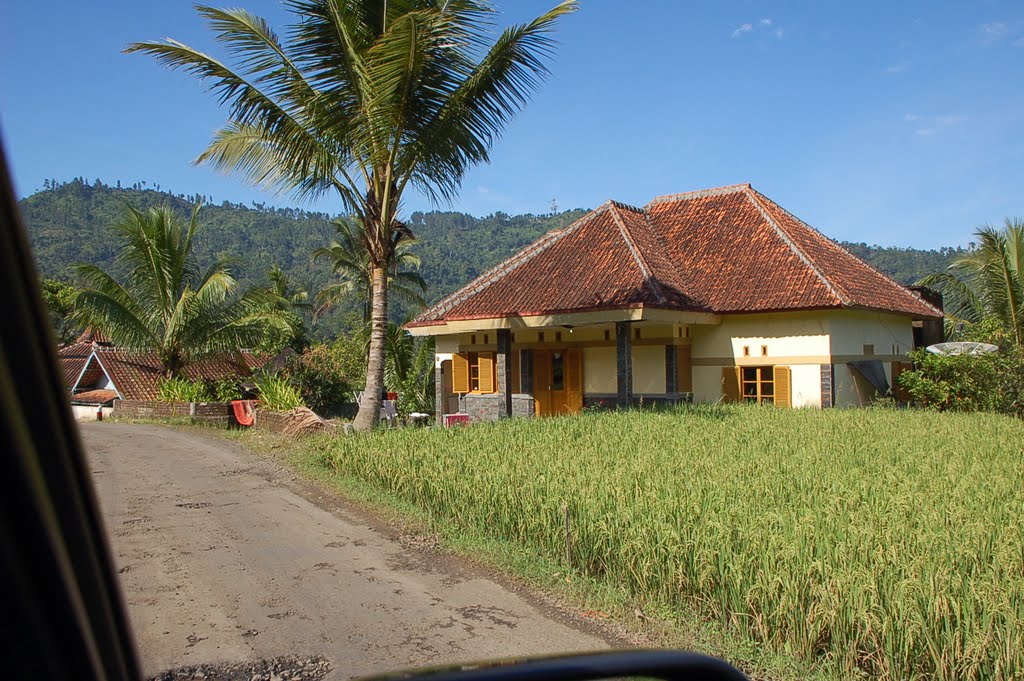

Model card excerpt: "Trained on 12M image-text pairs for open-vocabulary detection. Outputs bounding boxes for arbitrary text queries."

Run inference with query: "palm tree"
[262,264,314,351]
[127,0,577,431]
[917,218,1024,347]
[73,204,289,377]
[313,218,427,322]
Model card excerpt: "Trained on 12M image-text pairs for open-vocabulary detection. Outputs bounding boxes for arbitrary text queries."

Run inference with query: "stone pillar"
[496,329,513,418]
[665,345,677,394]
[615,321,633,408]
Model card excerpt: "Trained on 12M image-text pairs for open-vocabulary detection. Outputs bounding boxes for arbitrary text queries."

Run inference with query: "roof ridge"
[645,183,751,208]
[748,188,944,318]
[412,204,614,323]
[607,203,665,305]
[609,199,645,213]
[742,187,852,306]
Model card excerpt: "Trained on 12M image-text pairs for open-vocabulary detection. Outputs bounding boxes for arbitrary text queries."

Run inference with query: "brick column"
[496,329,513,418]
[616,321,633,408]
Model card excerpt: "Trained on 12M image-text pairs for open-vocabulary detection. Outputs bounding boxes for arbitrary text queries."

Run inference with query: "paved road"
[82,423,615,679]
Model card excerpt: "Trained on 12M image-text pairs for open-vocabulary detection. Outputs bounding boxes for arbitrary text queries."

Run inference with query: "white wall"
[71,405,113,422]
[790,364,822,408]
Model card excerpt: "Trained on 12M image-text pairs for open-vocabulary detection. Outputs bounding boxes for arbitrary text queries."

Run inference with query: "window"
[604,329,611,342]
[634,328,641,340]
[551,352,565,390]
[863,344,874,356]
[555,331,562,343]
[538,332,545,343]
[761,345,768,357]
[742,345,750,357]
[483,333,489,345]
[452,352,495,393]
[742,366,775,405]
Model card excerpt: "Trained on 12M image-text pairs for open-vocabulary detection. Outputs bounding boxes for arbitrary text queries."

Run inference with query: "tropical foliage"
[285,340,365,415]
[157,376,215,402]
[313,219,426,322]
[72,204,289,377]
[40,277,80,344]
[898,346,1024,416]
[254,372,306,411]
[127,0,578,430]
[917,218,1024,345]
[259,264,314,352]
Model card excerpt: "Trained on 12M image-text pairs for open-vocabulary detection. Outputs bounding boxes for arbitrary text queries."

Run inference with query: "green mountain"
[20,179,961,337]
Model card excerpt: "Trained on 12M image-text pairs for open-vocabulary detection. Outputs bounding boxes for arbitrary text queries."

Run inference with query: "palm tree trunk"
[353,266,388,432]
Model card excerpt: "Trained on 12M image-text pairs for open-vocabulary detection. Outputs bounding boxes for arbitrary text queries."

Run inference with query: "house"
[406,184,943,422]
[60,333,265,421]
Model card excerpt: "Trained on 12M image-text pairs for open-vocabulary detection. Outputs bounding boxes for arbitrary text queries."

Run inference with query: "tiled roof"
[58,328,115,389]
[410,184,941,326]
[74,348,266,400]
[69,389,119,406]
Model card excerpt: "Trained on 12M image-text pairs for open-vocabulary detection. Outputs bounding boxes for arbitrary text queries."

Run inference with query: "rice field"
[312,405,1024,680]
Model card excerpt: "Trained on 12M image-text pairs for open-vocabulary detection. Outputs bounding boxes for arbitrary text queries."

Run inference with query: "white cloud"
[1014,37,1024,47]
[982,21,1009,37]
[909,113,965,136]
[886,62,910,74]
[731,23,753,38]
[760,18,774,27]
[775,28,785,39]
[477,186,490,194]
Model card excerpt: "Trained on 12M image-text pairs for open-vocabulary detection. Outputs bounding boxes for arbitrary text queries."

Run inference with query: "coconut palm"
[127,0,576,431]
[261,264,314,351]
[73,204,290,377]
[313,218,426,322]
[917,218,1024,347]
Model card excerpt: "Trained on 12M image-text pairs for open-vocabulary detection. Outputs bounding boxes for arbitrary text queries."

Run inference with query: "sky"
[1,1,1022,249]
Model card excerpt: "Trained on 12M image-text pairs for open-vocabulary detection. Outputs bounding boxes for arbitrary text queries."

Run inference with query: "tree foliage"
[40,277,80,344]
[127,0,578,431]
[917,218,1024,346]
[72,204,290,377]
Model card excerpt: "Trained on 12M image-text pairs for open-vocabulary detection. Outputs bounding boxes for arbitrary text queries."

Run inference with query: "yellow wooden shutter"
[452,353,470,394]
[677,345,693,393]
[565,349,583,412]
[722,366,740,403]
[774,366,792,408]
[477,352,495,393]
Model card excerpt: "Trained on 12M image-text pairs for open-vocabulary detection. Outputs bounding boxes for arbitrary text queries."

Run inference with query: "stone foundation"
[460,393,535,422]
[111,399,234,426]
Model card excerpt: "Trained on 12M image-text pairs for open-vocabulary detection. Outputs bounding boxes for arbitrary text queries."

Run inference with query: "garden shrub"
[254,373,305,412]
[285,340,363,415]
[157,377,213,402]
[899,347,1024,416]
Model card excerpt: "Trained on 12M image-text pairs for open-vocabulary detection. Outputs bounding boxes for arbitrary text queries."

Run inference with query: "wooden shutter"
[477,352,495,393]
[722,366,740,403]
[774,366,792,408]
[677,345,693,393]
[452,353,470,394]
[565,349,583,412]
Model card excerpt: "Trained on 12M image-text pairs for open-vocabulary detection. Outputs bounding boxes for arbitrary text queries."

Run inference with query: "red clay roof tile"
[410,184,941,326]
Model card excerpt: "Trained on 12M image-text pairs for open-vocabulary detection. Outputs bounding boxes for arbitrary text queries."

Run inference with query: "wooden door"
[533,350,583,416]
[533,351,552,416]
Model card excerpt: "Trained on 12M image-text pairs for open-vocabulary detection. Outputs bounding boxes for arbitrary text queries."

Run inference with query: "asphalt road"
[82,423,616,680]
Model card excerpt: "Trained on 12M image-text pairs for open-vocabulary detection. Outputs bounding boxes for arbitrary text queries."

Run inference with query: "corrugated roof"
[410,184,941,326]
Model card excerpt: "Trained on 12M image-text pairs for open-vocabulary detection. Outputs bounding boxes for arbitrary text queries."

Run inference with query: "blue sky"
[1,1,1022,248]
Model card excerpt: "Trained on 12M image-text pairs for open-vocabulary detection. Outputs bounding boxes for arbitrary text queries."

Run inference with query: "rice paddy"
[312,405,1024,680]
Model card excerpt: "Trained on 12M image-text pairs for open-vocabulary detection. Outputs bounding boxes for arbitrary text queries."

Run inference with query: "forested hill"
[20,179,962,334]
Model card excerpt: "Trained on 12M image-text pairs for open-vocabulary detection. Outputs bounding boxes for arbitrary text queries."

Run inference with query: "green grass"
[295,405,1023,680]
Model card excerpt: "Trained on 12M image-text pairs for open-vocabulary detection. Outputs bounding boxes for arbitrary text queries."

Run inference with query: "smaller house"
[64,339,264,422]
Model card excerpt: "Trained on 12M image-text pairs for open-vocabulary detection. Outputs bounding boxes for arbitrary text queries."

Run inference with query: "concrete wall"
[631,345,666,394]
[71,404,113,422]
[583,346,615,393]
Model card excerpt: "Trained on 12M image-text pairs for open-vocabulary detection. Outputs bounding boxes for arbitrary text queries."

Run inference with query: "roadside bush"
[254,373,305,411]
[209,377,243,402]
[157,377,213,402]
[285,340,363,414]
[899,347,1024,416]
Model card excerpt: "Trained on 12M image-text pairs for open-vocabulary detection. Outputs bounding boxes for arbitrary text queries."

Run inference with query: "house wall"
[690,312,831,406]
[583,346,615,393]
[689,310,916,407]
[632,345,666,394]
